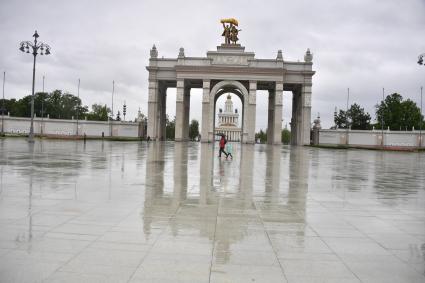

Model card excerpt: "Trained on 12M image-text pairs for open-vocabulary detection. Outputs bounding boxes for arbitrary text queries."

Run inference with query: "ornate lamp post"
[417,55,424,147]
[418,53,424,66]
[19,31,51,142]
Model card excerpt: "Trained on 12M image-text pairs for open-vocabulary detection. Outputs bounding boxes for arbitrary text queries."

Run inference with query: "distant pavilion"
[215,94,241,141]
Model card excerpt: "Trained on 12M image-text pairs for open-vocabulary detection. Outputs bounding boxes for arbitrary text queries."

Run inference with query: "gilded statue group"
[221,18,241,44]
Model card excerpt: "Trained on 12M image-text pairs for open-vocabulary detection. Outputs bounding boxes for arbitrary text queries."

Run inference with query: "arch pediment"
[210,80,248,104]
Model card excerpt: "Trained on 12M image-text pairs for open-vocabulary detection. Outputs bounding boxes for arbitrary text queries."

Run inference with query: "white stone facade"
[146,44,315,145]
[215,95,241,141]
[318,129,425,148]
[0,116,144,138]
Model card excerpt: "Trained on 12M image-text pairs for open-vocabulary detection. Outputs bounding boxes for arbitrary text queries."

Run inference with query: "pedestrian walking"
[225,142,233,159]
[218,135,228,158]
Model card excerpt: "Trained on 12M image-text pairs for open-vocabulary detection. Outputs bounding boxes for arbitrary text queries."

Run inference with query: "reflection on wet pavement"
[0,139,424,283]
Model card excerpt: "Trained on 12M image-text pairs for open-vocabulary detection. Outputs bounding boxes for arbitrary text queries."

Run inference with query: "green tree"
[189,119,199,140]
[334,109,348,129]
[376,93,423,130]
[12,95,32,117]
[349,103,371,130]
[86,104,111,121]
[0,98,18,116]
[334,103,371,130]
[61,93,84,119]
[46,90,63,119]
[165,115,175,140]
[255,129,267,143]
[281,128,291,144]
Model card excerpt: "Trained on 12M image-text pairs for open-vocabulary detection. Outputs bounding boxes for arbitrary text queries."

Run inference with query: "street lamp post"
[418,53,425,66]
[41,75,45,136]
[19,31,51,143]
[123,101,126,122]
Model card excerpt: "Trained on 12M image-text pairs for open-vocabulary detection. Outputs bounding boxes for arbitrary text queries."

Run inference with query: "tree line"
[2,91,422,134]
[334,93,424,130]
[0,90,115,121]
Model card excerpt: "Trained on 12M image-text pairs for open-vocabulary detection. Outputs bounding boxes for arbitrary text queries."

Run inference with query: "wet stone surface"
[0,138,424,283]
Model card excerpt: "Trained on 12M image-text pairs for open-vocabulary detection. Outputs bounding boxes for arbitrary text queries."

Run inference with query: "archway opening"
[282,91,293,144]
[255,90,269,143]
[214,92,243,142]
[208,80,250,143]
[165,87,176,140]
[188,88,202,141]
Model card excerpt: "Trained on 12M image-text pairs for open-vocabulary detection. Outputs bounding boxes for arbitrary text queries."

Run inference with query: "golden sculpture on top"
[221,18,241,45]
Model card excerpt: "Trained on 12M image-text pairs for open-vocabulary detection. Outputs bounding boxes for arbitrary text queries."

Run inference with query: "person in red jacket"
[218,135,229,158]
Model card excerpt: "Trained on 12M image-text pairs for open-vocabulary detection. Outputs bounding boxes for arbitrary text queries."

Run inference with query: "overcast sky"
[1,0,424,130]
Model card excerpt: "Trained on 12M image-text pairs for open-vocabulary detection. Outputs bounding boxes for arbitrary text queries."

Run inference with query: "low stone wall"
[318,129,424,149]
[0,116,146,138]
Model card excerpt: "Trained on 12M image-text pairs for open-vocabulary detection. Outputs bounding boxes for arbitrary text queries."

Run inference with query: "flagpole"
[112,80,114,119]
[1,72,5,136]
[381,88,385,147]
[110,81,114,137]
[420,86,423,148]
[41,75,45,135]
[76,78,80,136]
[346,88,350,145]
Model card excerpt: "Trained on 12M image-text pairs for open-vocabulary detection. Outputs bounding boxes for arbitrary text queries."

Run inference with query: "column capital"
[202,80,210,103]
[176,80,184,102]
[276,81,284,91]
[275,92,283,106]
[148,81,158,103]
[249,81,257,91]
[302,84,312,92]
[203,80,210,89]
[176,79,184,88]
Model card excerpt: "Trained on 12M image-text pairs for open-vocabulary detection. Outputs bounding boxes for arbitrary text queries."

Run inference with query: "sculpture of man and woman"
[221,18,241,45]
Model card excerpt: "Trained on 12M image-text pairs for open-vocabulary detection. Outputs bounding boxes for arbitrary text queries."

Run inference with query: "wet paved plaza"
[0,138,424,283]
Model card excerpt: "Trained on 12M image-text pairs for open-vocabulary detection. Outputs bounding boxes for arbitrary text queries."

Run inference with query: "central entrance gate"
[146,44,315,145]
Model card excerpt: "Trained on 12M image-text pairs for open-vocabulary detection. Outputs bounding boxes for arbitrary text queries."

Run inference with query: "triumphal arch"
[146,19,315,145]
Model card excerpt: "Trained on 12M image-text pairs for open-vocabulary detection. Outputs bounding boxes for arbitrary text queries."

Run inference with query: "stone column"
[244,81,256,144]
[267,90,275,144]
[201,80,211,142]
[183,87,190,140]
[147,80,158,140]
[291,88,302,145]
[175,79,185,141]
[301,83,312,145]
[157,84,167,140]
[273,82,283,144]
